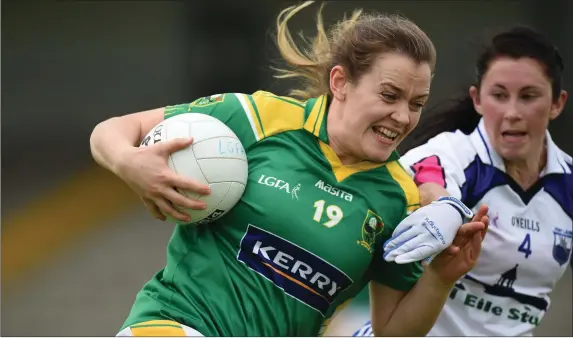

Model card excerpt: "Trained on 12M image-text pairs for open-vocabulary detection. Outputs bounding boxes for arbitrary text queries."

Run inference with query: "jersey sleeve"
[399,131,474,199]
[369,243,424,291]
[164,93,260,149]
[367,161,424,291]
[164,91,308,149]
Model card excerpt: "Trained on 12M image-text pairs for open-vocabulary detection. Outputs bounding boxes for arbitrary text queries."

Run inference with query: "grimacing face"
[328,52,432,164]
[470,57,566,162]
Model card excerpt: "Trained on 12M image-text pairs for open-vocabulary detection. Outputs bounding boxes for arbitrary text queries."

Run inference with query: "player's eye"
[520,93,538,101]
[381,92,397,102]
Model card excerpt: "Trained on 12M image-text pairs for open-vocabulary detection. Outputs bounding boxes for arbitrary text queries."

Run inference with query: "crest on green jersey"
[358,210,384,253]
[191,93,226,107]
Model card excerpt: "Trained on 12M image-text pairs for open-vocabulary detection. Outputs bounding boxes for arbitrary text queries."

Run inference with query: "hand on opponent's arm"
[383,190,475,264]
[370,205,489,336]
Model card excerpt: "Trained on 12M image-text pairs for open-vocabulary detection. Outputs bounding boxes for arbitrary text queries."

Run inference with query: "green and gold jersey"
[122,91,423,337]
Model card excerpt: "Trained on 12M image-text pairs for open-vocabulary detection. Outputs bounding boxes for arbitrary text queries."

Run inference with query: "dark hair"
[398,25,565,154]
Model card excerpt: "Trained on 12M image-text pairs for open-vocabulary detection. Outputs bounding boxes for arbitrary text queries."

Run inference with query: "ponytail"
[273,1,337,100]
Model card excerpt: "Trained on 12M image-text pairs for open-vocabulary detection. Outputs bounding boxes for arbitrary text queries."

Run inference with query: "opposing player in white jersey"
[354,26,572,336]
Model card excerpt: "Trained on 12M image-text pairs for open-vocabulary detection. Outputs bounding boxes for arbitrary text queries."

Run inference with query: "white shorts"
[117,320,203,337]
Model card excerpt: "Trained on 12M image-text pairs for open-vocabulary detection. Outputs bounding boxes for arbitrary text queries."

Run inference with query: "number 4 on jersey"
[518,233,532,258]
[313,200,343,228]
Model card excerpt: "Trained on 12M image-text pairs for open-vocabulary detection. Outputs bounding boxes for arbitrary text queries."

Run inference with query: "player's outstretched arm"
[369,206,489,336]
[90,108,210,222]
[418,182,450,207]
[90,108,164,174]
[383,137,477,263]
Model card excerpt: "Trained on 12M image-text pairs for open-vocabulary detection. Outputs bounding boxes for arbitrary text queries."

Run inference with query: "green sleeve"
[163,93,258,149]
[369,245,423,291]
[368,213,424,291]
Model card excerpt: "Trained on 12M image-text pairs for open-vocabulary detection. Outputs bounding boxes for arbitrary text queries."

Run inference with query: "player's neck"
[326,105,361,166]
[504,142,547,191]
[328,135,361,165]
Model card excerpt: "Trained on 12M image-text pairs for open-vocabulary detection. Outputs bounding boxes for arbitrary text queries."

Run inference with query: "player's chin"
[365,130,401,161]
[364,144,396,163]
[496,143,531,162]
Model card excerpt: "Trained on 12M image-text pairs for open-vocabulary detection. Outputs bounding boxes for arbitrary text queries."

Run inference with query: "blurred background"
[2,0,572,336]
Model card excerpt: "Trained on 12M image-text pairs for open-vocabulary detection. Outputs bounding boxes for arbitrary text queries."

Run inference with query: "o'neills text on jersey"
[315,180,353,202]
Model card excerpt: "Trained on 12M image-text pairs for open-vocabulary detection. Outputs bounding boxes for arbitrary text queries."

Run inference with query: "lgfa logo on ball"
[139,112,247,225]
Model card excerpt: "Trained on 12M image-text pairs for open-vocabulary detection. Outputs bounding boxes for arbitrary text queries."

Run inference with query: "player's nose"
[389,104,410,126]
[503,102,522,121]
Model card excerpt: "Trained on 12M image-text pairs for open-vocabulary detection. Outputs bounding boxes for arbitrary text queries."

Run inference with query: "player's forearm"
[418,182,450,206]
[374,184,460,336]
[90,116,142,175]
[378,267,452,336]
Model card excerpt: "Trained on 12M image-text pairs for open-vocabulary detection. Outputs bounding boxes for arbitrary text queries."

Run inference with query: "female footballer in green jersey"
[90,2,488,336]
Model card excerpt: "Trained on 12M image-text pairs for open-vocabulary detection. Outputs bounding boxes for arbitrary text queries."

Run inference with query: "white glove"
[383,196,474,264]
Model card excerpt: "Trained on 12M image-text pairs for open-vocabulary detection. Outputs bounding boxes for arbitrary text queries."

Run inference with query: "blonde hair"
[273,1,437,100]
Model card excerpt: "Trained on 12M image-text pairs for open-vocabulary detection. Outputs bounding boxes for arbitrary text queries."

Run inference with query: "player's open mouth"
[501,130,528,143]
[372,126,400,141]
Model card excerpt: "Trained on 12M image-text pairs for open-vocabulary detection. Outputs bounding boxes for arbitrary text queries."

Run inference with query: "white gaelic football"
[140,113,248,224]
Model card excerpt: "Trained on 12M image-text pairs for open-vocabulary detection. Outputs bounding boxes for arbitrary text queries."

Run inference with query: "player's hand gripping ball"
[140,113,248,224]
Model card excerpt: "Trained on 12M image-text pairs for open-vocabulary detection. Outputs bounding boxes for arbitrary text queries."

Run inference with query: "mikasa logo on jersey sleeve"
[237,225,353,316]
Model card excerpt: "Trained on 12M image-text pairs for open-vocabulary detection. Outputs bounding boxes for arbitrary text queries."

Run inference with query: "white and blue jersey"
[354,119,572,336]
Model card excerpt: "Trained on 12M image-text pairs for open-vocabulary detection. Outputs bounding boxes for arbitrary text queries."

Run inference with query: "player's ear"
[549,90,567,120]
[330,65,348,101]
[469,86,482,116]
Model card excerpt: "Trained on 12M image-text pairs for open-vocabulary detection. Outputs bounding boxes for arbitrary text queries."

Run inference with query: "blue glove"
[383,196,473,264]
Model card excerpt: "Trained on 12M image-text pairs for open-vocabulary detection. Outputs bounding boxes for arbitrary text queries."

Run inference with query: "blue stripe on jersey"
[543,171,573,219]
[353,320,373,337]
[477,127,494,163]
[461,157,572,219]
[237,225,353,316]
[460,157,505,208]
